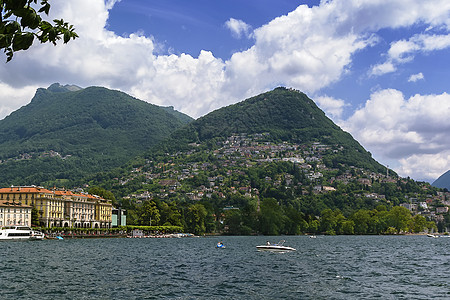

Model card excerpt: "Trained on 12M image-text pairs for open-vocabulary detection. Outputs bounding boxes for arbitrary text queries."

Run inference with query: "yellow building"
[0,186,112,228]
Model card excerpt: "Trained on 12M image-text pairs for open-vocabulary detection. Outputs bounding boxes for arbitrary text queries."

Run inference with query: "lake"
[1,235,449,299]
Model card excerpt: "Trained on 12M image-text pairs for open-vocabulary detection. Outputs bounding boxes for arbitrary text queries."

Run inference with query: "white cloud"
[0,83,38,120]
[2,0,450,120]
[314,95,347,120]
[225,18,252,39]
[342,89,450,181]
[370,62,396,76]
[408,72,424,82]
[371,33,450,77]
[1,0,450,182]
[397,152,450,182]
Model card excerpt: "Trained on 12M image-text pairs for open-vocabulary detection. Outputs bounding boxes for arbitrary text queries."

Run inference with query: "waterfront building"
[112,208,127,227]
[0,186,112,228]
[0,199,32,227]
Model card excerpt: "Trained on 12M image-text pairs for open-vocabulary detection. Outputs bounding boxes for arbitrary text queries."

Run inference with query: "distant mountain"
[432,170,450,190]
[0,83,193,186]
[152,87,386,173]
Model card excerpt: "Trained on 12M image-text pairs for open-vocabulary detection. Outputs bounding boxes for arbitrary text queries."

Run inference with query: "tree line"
[120,196,437,236]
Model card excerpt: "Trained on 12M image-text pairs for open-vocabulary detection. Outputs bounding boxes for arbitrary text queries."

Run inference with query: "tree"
[88,186,115,201]
[1,0,78,62]
[410,215,431,233]
[159,201,182,227]
[387,206,411,233]
[139,201,160,226]
[223,209,243,235]
[320,208,338,235]
[351,209,370,234]
[258,197,283,235]
[31,206,40,226]
[341,220,355,235]
[185,203,207,235]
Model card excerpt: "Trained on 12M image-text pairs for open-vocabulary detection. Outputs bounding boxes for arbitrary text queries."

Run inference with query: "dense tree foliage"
[2,86,447,235]
[0,84,192,186]
[153,87,386,174]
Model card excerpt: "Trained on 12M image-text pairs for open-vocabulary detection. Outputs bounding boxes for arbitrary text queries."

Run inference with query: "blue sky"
[107,0,317,60]
[0,0,450,182]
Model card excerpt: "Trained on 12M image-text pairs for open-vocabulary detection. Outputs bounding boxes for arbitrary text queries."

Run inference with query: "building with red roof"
[0,186,112,228]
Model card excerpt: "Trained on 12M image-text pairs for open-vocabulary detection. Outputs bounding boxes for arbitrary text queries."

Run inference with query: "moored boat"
[256,240,296,252]
[0,226,45,241]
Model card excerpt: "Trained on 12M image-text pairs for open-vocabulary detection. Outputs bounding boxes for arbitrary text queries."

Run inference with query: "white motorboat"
[256,240,296,252]
[0,226,45,241]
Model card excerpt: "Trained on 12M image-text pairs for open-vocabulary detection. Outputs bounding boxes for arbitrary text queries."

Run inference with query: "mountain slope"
[0,83,193,186]
[153,87,386,173]
[432,170,450,190]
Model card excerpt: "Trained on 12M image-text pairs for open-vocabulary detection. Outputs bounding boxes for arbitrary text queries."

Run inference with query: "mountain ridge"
[0,83,193,186]
[432,170,450,190]
[148,87,386,174]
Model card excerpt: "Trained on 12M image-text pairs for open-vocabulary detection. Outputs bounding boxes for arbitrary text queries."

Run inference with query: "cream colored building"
[0,186,112,228]
[0,200,32,227]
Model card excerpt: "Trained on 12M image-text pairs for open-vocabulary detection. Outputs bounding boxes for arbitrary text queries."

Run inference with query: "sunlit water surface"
[1,235,449,299]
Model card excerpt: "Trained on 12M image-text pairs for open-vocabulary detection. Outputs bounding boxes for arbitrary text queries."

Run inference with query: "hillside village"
[115,133,449,227]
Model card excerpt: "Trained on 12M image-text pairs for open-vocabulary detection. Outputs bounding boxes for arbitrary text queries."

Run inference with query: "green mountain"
[152,87,386,173]
[89,87,447,235]
[0,83,193,186]
[432,170,450,190]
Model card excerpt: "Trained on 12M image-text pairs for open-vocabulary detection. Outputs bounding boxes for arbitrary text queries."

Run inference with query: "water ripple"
[0,235,449,299]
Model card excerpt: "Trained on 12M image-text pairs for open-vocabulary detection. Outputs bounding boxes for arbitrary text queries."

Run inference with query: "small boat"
[0,226,45,241]
[256,240,296,252]
[216,242,225,248]
[427,234,439,238]
[309,235,317,239]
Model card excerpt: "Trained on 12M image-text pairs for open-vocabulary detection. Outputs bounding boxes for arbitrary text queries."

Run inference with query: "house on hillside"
[158,179,181,191]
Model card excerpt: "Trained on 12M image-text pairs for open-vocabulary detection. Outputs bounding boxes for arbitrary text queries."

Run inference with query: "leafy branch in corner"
[0,0,78,62]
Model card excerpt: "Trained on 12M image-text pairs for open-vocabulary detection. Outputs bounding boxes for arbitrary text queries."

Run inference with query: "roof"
[0,186,52,194]
[0,186,107,201]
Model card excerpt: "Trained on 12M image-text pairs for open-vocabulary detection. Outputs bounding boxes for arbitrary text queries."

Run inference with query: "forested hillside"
[149,87,385,173]
[86,88,449,235]
[0,83,193,186]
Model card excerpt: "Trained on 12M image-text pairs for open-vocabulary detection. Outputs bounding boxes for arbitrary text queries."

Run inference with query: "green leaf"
[48,27,56,42]
[12,32,34,51]
[20,8,41,30]
[5,0,28,10]
[63,31,70,43]
[0,34,12,48]
[6,21,21,34]
[38,2,50,15]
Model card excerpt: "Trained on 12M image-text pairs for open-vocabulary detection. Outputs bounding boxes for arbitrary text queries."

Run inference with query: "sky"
[1,0,450,183]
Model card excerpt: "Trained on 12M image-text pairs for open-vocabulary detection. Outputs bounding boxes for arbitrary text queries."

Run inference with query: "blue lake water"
[0,235,449,299]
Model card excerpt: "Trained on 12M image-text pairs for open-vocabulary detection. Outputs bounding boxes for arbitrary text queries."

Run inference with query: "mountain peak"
[161,87,386,174]
[47,83,83,93]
